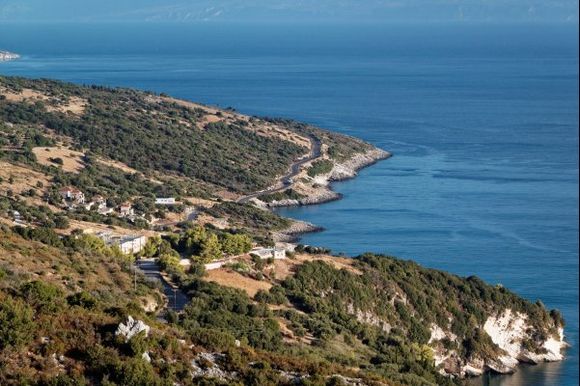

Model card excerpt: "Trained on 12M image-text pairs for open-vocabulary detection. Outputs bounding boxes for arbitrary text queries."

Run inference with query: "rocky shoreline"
[267,146,390,243]
[266,147,391,208]
[431,309,568,378]
[267,145,568,380]
[273,219,323,243]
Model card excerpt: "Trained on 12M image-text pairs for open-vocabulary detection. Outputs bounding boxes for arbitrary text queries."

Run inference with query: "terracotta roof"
[59,186,83,195]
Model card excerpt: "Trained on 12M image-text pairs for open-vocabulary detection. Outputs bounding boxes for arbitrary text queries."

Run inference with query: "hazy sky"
[0,0,578,23]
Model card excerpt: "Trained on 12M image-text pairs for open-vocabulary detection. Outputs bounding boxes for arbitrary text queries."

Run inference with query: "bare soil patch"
[0,161,51,195]
[204,268,272,297]
[96,158,140,174]
[1,88,86,115]
[63,219,159,238]
[32,146,85,173]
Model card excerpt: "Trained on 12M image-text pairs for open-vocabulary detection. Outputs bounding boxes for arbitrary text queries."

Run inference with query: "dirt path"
[237,135,322,203]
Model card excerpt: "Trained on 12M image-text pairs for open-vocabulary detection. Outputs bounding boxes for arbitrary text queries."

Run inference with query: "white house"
[250,247,286,260]
[155,197,177,205]
[117,235,147,254]
[59,186,85,204]
[13,211,27,227]
[96,232,147,255]
[181,258,227,271]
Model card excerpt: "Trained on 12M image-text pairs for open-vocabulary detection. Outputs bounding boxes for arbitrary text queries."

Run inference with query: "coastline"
[267,147,391,208]
[270,146,391,242]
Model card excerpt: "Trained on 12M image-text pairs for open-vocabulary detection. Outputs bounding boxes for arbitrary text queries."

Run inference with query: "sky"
[0,0,578,23]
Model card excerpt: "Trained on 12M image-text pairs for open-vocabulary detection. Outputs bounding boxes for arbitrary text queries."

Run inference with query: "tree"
[197,233,222,263]
[20,281,64,313]
[141,236,162,258]
[54,215,70,229]
[159,254,183,272]
[0,295,35,349]
[221,233,252,256]
[182,225,207,255]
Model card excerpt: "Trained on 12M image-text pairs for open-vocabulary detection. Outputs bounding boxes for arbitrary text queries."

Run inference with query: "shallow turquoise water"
[1,22,578,385]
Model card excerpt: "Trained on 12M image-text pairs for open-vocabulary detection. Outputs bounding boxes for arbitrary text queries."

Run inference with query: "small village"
[35,185,292,271]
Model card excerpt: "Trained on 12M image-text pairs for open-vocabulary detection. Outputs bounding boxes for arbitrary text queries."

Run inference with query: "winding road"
[237,135,322,203]
[136,259,189,312]
[136,135,323,311]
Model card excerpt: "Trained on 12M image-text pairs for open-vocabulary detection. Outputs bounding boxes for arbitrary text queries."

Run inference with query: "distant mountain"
[0,0,578,22]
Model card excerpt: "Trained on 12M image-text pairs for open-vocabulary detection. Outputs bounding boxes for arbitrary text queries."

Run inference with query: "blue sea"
[1,22,578,386]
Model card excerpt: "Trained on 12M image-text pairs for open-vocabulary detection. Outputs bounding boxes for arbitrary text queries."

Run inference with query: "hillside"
[0,75,388,239]
[0,76,385,195]
[0,225,566,385]
[0,76,567,385]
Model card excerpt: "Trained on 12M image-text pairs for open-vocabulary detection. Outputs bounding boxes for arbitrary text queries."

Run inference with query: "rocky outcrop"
[267,190,342,207]
[346,303,391,333]
[266,147,390,208]
[430,309,566,378]
[191,352,236,380]
[329,148,391,182]
[483,309,566,364]
[273,219,323,242]
[115,315,151,342]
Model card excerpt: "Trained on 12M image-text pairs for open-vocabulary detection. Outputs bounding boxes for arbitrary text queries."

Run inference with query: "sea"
[0,21,578,386]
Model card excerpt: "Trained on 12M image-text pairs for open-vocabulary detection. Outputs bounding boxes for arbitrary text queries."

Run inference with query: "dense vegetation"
[0,218,565,385]
[307,159,334,177]
[142,225,254,269]
[251,255,563,383]
[1,76,381,233]
[260,188,306,203]
[0,76,307,193]
[0,228,394,386]
[204,202,292,243]
[262,117,374,162]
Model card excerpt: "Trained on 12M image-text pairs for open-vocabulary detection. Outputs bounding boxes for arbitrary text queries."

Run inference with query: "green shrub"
[307,159,334,177]
[0,294,35,349]
[67,291,98,310]
[20,280,64,313]
[190,328,236,351]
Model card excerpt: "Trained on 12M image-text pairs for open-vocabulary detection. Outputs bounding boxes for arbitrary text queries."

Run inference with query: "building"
[93,195,106,204]
[95,230,113,244]
[117,235,147,254]
[250,247,286,260]
[13,210,27,227]
[98,206,113,215]
[155,197,176,205]
[94,232,147,255]
[59,186,85,204]
[118,202,134,217]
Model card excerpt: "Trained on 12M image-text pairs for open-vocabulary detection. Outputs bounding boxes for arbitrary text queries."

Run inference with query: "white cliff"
[430,309,566,378]
[483,309,566,364]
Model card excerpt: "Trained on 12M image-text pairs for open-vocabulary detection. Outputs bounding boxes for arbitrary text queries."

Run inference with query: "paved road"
[237,135,322,203]
[136,259,189,312]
